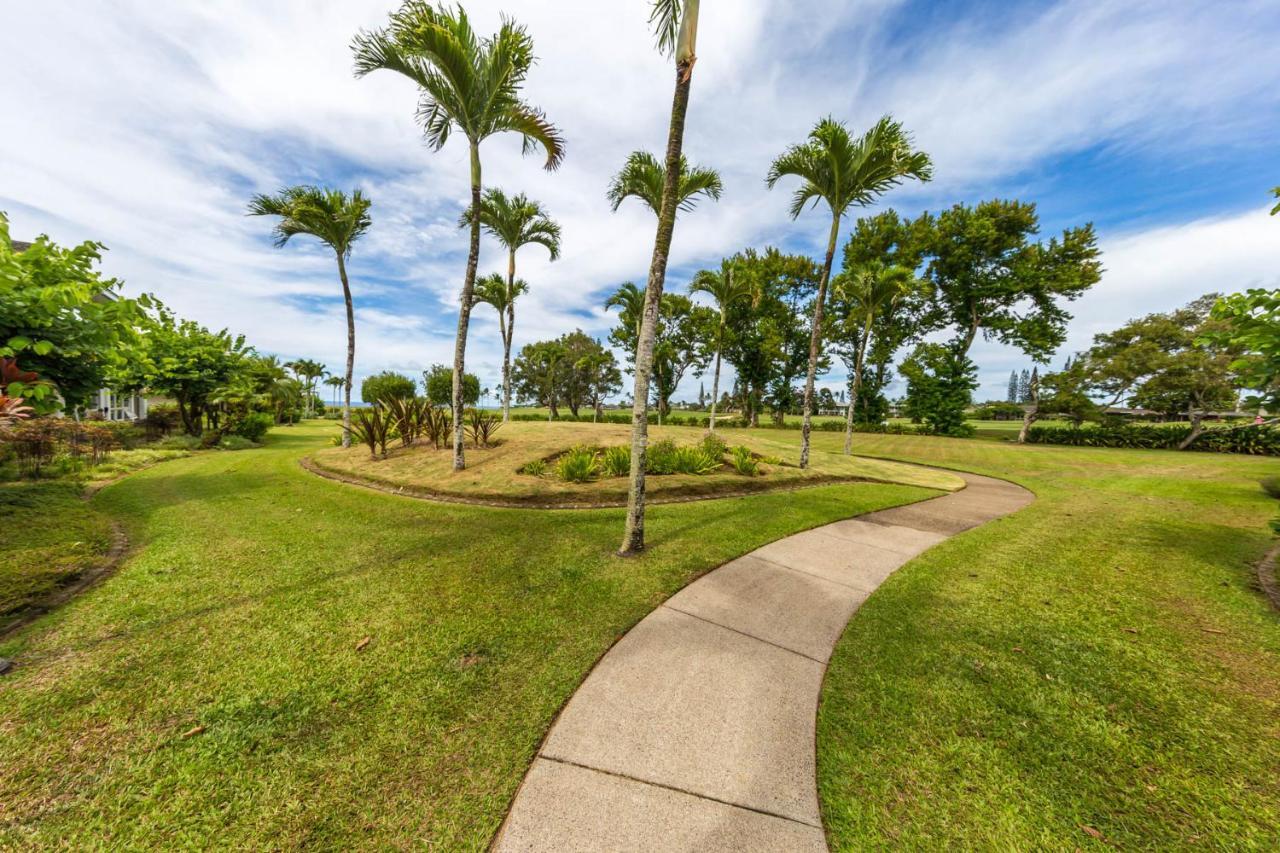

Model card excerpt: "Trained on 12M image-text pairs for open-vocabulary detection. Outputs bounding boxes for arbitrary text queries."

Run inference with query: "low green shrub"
[670,446,720,475]
[1262,477,1280,500]
[730,446,760,476]
[218,435,260,451]
[156,434,202,451]
[601,445,630,477]
[646,439,680,475]
[231,412,274,443]
[520,458,547,477]
[556,447,600,483]
[700,432,728,460]
[1026,423,1280,455]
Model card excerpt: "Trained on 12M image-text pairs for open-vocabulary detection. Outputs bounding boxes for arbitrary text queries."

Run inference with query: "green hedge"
[510,411,938,436]
[1025,423,1280,455]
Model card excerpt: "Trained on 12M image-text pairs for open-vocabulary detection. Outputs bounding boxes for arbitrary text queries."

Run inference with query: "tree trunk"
[337,252,356,449]
[1178,404,1205,450]
[708,345,722,433]
[842,321,871,455]
[620,58,695,556]
[1017,405,1038,443]
[502,303,515,423]
[799,215,841,469]
[452,141,482,471]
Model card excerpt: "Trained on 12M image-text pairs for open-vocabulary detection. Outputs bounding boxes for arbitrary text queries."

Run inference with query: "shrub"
[231,412,273,443]
[646,439,680,475]
[156,434,202,451]
[142,405,180,439]
[218,435,259,451]
[421,406,452,450]
[700,432,728,460]
[601,445,631,477]
[670,446,720,475]
[1262,477,1280,500]
[730,446,760,476]
[1025,423,1280,455]
[384,397,427,447]
[351,407,393,459]
[520,458,547,477]
[467,409,503,448]
[361,371,418,406]
[556,447,600,483]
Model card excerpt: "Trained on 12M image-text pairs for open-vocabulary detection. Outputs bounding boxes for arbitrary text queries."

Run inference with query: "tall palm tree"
[607,151,722,216]
[287,358,327,418]
[473,271,529,421]
[353,3,564,471]
[605,281,648,344]
[833,262,916,454]
[463,188,560,422]
[324,375,345,407]
[767,115,931,468]
[689,259,752,433]
[617,0,706,556]
[248,187,372,448]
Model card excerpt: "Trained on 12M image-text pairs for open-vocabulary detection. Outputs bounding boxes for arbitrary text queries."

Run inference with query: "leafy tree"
[605,281,647,347]
[248,186,371,447]
[464,189,560,422]
[689,258,752,432]
[1205,288,1280,412]
[120,309,250,436]
[900,342,977,436]
[610,292,712,421]
[575,346,622,422]
[766,116,932,468]
[828,261,918,453]
[512,339,567,418]
[0,215,149,413]
[354,2,564,472]
[361,371,418,406]
[1017,369,1031,403]
[423,364,479,408]
[619,0,705,555]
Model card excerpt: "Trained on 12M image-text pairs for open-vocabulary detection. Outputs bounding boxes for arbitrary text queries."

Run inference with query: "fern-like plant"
[467,409,503,447]
[601,445,631,477]
[730,446,760,476]
[556,446,600,483]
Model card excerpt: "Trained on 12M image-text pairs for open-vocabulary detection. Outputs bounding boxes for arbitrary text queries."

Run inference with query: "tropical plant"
[520,457,547,477]
[421,405,452,450]
[466,408,502,448]
[699,431,727,459]
[605,281,648,345]
[465,188,560,423]
[831,261,917,454]
[423,363,480,408]
[690,258,753,433]
[324,375,346,406]
[600,445,631,477]
[247,186,371,447]
[730,445,760,476]
[556,446,600,483]
[351,406,394,459]
[362,371,418,406]
[616,0,704,555]
[285,358,327,417]
[1272,186,1279,216]
[384,396,428,447]
[607,151,722,216]
[0,395,33,428]
[353,2,564,471]
[767,115,932,468]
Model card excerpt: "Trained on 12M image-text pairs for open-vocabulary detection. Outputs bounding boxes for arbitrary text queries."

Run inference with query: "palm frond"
[649,0,683,55]
[247,186,372,256]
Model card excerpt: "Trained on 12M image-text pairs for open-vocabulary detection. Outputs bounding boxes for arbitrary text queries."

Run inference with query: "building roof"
[11,240,32,252]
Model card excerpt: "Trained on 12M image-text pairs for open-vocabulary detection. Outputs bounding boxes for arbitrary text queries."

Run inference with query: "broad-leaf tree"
[766,116,932,468]
[361,371,418,406]
[247,186,371,447]
[353,2,564,471]
[464,189,560,422]
[829,262,918,453]
[423,363,479,408]
[618,0,704,555]
[1206,288,1280,412]
[689,258,752,432]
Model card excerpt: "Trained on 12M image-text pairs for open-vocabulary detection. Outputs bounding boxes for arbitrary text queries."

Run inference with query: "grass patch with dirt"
[308,420,962,505]
[816,431,1280,849]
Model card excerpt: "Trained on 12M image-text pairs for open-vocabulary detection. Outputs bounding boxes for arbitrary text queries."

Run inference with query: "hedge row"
[1024,423,1280,455]
[508,411,935,435]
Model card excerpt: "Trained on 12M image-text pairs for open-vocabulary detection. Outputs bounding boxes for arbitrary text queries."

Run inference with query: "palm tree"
[248,187,371,448]
[833,262,916,454]
[353,4,564,471]
[617,0,706,556]
[607,151,722,216]
[463,189,560,422]
[287,358,327,417]
[605,281,648,344]
[767,116,931,468]
[1271,186,1279,216]
[689,259,752,433]
[473,271,529,422]
[324,375,345,407]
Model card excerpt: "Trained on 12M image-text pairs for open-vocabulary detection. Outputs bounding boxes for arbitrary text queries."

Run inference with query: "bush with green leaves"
[730,446,760,476]
[218,435,259,451]
[699,432,728,460]
[360,371,417,406]
[1026,423,1280,455]
[156,434,202,451]
[556,446,600,483]
[466,409,502,448]
[519,458,547,477]
[230,412,273,443]
[351,406,393,459]
[601,445,630,477]
[1262,477,1280,500]
[384,396,427,447]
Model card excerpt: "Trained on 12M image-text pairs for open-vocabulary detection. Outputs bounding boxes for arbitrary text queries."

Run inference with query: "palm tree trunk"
[453,141,482,471]
[843,319,871,455]
[708,345,722,433]
[799,214,841,469]
[503,304,515,423]
[337,252,355,449]
[620,52,696,556]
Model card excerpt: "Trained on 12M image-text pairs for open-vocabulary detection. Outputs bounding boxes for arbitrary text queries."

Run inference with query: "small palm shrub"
[384,396,427,447]
[467,409,503,448]
[421,406,452,449]
[730,446,760,476]
[351,406,393,459]
[556,446,600,483]
[700,432,728,460]
[520,458,547,476]
[671,446,720,475]
[601,445,631,477]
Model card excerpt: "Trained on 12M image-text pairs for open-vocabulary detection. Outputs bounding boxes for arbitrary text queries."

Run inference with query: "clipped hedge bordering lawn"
[1025,423,1280,455]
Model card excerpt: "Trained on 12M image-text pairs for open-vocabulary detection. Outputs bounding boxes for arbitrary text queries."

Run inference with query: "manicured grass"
[0,421,936,848]
[0,481,114,631]
[816,431,1280,849]
[310,421,961,505]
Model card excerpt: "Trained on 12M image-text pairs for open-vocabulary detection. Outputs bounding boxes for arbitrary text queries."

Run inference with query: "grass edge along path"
[0,421,940,849]
[815,431,1280,850]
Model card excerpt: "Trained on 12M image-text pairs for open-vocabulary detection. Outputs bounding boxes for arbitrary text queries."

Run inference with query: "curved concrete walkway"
[494,472,1032,852]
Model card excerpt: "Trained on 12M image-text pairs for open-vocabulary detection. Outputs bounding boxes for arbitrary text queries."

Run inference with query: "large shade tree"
[689,258,753,433]
[353,2,564,470]
[616,0,705,556]
[464,189,560,422]
[247,186,371,447]
[766,115,932,468]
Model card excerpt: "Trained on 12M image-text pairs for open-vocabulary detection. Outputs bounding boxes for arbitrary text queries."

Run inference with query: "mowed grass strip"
[309,420,961,505]
[816,431,1280,849]
[0,421,935,849]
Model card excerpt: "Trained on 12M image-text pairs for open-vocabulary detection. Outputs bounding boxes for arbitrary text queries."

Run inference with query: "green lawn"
[817,431,1280,849]
[0,421,934,849]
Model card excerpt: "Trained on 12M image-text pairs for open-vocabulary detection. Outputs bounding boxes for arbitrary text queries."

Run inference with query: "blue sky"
[2,0,1277,403]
